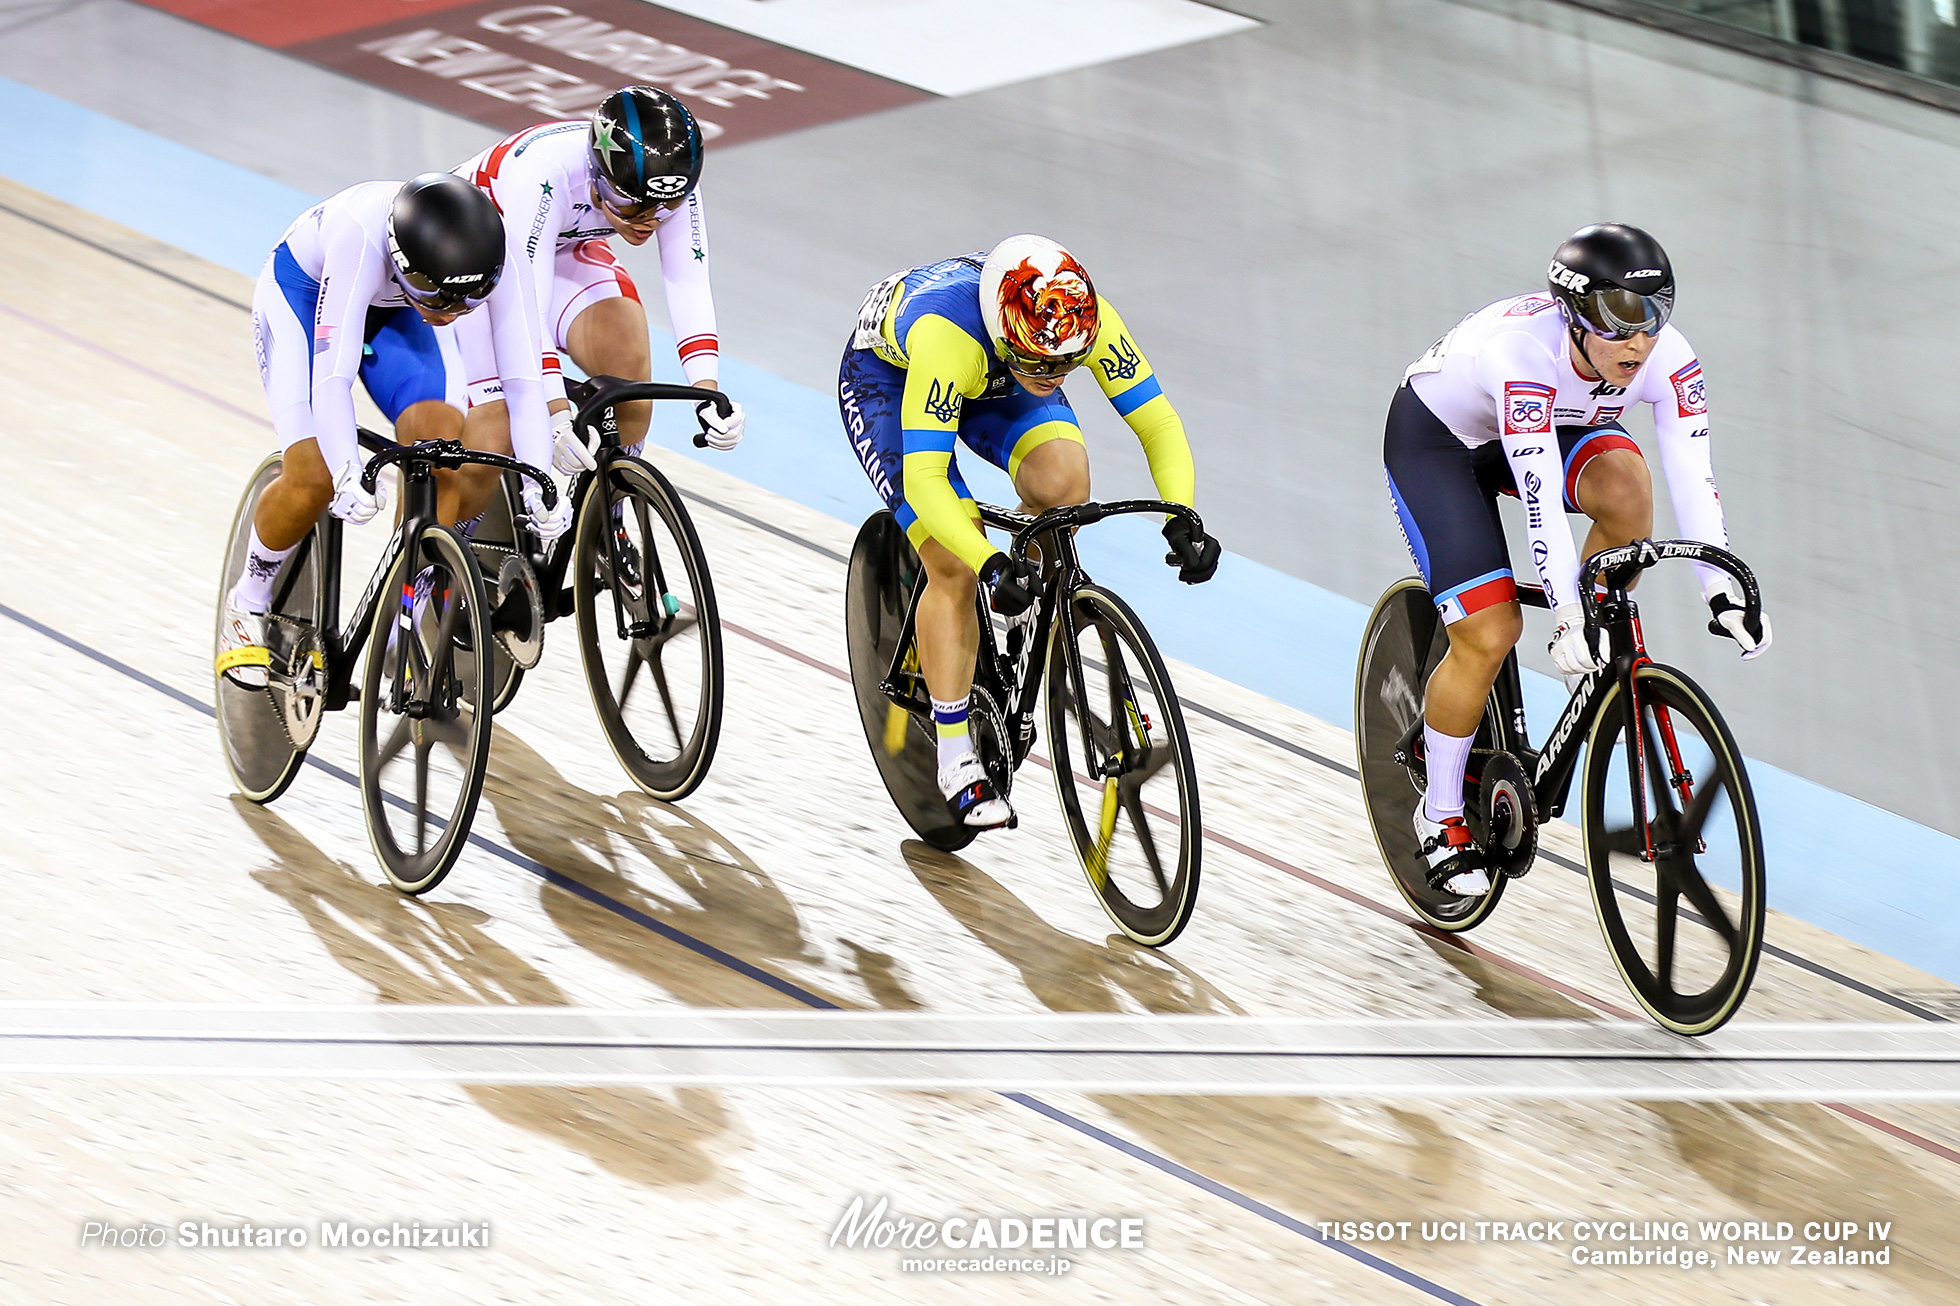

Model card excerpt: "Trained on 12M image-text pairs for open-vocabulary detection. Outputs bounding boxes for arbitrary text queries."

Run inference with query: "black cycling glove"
[981,552,1042,616]
[1162,516,1221,584]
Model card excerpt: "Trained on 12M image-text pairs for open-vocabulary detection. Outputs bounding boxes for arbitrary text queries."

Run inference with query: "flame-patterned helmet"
[979,235,1099,378]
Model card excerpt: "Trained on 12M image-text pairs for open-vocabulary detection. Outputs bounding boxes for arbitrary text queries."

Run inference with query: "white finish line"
[1,1006,1957,1100]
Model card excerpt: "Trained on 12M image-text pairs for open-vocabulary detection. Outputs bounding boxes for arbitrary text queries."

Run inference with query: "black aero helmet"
[589,86,703,219]
[387,173,505,314]
[1547,223,1674,346]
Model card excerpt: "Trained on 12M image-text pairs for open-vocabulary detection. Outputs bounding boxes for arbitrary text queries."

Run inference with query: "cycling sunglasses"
[592,172,686,225]
[1002,344,1092,381]
[1571,285,1673,340]
[394,269,496,315]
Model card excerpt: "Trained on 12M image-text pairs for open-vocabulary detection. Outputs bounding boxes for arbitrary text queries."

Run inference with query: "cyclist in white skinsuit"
[1383,223,1772,897]
[218,173,566,688]
[447,84,745,520]
[1400,293,1726,615]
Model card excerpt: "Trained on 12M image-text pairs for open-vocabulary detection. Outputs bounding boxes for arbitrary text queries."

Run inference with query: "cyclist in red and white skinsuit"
[448,84,744,517]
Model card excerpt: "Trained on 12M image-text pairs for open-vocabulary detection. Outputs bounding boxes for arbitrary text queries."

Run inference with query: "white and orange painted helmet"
[979,235,1099,378]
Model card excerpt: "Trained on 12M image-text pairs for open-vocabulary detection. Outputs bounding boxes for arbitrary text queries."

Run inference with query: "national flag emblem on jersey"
[313,324,335,356]
[1503,381,1554,436]
[1504,296,1555,317]
[1670,360,1706,417]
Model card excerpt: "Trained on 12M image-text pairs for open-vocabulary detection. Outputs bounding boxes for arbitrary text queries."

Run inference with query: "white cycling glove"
[330,457,383,526]
[1704,578,1772,659]
[520,480,573,543]
[1548,603,1608,677]
[696,396,746,451]
[550,406,597,475]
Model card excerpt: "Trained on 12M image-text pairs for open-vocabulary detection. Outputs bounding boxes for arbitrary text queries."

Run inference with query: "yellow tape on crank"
[215,647,271,673]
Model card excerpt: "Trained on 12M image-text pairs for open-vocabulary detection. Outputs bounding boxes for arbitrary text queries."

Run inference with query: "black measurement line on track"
[0,196,254,312]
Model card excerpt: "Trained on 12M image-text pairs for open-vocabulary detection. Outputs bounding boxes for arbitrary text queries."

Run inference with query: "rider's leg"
[252,437,334,554]
[1422,600,1522,818]
[565,295,655,449]
[1011,434,1090,515]
[451,399,514,527]
[389,398,472,527]
[916,531,982,713]
[1572,446,1653,562]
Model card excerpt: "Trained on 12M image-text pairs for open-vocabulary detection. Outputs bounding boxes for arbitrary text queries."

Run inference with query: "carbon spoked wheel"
[358,524,493,894]
[215,454,321,804]
[1582,663,1765,1035]
[843,511,975,852]
[1045,585,1200,947]
[1354,578,1508,931]
[573,457,724,802]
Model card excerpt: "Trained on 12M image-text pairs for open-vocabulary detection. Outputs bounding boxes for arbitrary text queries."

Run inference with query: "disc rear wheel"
[1354,578,1509,930]
[214,453,322,804]
[843,511,976,852]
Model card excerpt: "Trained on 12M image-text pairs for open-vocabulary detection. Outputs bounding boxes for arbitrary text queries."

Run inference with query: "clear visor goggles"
[592,171,685,225]
[394,266,495,315]
[1570,285,1673,340]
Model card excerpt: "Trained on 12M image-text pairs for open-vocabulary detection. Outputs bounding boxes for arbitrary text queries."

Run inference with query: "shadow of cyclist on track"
[479,726,872,1012]
[235,796,734,1191]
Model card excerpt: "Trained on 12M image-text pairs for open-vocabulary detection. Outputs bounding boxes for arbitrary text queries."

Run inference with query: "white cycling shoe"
[216,590,271,690]
[1413,805,1491,897]
[939,754,1014,829]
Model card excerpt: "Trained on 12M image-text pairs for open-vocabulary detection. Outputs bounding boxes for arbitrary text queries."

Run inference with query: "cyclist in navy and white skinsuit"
[445,84,744,523]
[1382,223,1772,898]
[218,174,564,689]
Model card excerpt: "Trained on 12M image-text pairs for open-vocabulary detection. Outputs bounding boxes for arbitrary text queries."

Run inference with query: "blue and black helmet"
[589,86,704,219]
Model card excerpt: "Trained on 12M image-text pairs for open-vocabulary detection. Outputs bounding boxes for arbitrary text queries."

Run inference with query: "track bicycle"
[845,500,1204,946]
[214,435,555,893]
[1355,538,1767,1035]
[463,375,728,801]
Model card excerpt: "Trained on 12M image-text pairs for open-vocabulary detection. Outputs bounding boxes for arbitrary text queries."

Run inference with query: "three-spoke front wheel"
[573,456,724,802]
[358,524,494,894]
[1582,662,1766,1036]
[1045,584,1200,947]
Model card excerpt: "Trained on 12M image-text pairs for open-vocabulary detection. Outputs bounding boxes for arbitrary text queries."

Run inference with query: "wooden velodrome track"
[3,173,1959,1303]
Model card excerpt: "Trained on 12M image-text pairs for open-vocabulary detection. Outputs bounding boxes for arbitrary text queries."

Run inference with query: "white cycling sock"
[932,696,972,772]
[1422,723,1475,822]
[234,526,296,614]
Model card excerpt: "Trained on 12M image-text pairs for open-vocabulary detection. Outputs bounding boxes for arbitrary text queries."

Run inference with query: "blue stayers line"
[3,70,1955,985]
[0,599,1485,1306]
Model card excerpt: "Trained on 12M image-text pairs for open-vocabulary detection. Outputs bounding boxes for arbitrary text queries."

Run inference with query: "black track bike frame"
[879,499,1206,776]
[500,374,728,628]
[261,432,550,712]
[1466,539,1762,830]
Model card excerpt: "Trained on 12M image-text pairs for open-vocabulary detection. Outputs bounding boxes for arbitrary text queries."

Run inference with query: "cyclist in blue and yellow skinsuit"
[838,234,1220,830]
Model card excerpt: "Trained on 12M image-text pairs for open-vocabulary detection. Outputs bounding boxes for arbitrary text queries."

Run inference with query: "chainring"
[970,684,1015,819]
[275,624,328,751]
[1474,749,1538,879]
[492,553,545,669]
